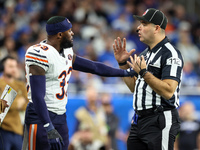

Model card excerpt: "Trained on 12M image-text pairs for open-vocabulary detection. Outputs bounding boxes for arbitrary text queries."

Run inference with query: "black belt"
[136,106,174,118]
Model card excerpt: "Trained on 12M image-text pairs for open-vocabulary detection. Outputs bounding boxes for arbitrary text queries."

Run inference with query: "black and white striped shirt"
[133,37,184,111]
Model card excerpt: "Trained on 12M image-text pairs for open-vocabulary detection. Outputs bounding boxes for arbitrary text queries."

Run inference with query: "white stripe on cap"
[149,10,159,22]
[160,11,165,28]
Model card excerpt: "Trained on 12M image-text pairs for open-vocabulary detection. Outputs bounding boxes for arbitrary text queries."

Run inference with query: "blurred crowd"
[0,0,200,94]
[69,86,123,150]
[174,101,200,150]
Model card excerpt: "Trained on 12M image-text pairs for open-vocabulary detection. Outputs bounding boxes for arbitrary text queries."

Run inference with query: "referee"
[113,8,184,150]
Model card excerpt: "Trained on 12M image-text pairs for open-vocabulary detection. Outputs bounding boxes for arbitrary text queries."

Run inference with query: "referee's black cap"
[133,8,168,30]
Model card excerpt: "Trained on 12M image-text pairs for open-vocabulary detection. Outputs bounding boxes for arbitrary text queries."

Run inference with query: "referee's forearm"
[143,72,175,100]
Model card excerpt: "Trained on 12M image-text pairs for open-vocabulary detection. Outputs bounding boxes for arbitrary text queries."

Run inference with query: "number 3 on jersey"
[56,71,67,100]
[56,67,72,100]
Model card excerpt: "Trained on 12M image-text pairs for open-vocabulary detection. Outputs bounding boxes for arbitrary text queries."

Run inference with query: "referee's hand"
[113,37,135,64]
[127,55,147,74]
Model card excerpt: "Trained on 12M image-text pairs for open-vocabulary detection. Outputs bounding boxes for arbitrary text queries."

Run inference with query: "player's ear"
[57,32,62,39]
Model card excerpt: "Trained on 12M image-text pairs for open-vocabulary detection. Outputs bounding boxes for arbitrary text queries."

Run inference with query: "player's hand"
[113,37,135,64]
[45,123,64,150]
[0,99,9,114]
[127,55,147,74]
[47,129,64,150]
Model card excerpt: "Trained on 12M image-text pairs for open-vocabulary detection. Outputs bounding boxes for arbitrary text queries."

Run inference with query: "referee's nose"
[136,28,140,33]
[136,24,142,33]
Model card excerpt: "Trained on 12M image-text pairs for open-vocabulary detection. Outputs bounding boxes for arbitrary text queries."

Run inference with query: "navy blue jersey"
[133,37,184,111]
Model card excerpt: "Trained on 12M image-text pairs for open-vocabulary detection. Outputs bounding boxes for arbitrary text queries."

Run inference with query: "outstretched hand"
[113,37,135,63]
[127,55,147,74]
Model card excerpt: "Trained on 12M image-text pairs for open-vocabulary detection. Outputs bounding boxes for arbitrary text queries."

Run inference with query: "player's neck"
[46,39,61,53]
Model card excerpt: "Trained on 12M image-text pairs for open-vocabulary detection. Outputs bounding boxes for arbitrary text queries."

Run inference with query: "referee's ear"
[155,25,165,35]
[155,25,161,32]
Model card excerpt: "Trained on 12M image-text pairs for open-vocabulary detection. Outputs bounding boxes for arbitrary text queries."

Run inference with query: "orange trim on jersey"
[29,124,37,150]
[33,124,37,150]
[26,55,48,63]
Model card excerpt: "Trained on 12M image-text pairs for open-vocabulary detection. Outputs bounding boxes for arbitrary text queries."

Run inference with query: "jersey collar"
[148,36,169,53]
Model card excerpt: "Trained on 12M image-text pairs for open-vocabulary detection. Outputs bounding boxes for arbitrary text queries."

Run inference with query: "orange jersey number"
[56,67,73,100]
[33,44,49,51]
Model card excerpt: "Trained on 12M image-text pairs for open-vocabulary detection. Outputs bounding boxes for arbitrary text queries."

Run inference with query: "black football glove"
[44,122,64,150]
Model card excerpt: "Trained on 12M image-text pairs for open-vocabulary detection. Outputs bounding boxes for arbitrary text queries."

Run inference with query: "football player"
[23,16,136,150]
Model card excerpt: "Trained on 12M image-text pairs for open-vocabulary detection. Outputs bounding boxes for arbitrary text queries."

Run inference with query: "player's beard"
[60,36,73,54]
[60,36,73,49]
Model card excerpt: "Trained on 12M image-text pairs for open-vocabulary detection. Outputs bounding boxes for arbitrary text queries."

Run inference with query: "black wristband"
[118,61,127,66]
[139,68,148,78]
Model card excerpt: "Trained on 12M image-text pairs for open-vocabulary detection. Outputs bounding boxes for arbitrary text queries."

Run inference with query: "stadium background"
[0,0,200,149]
